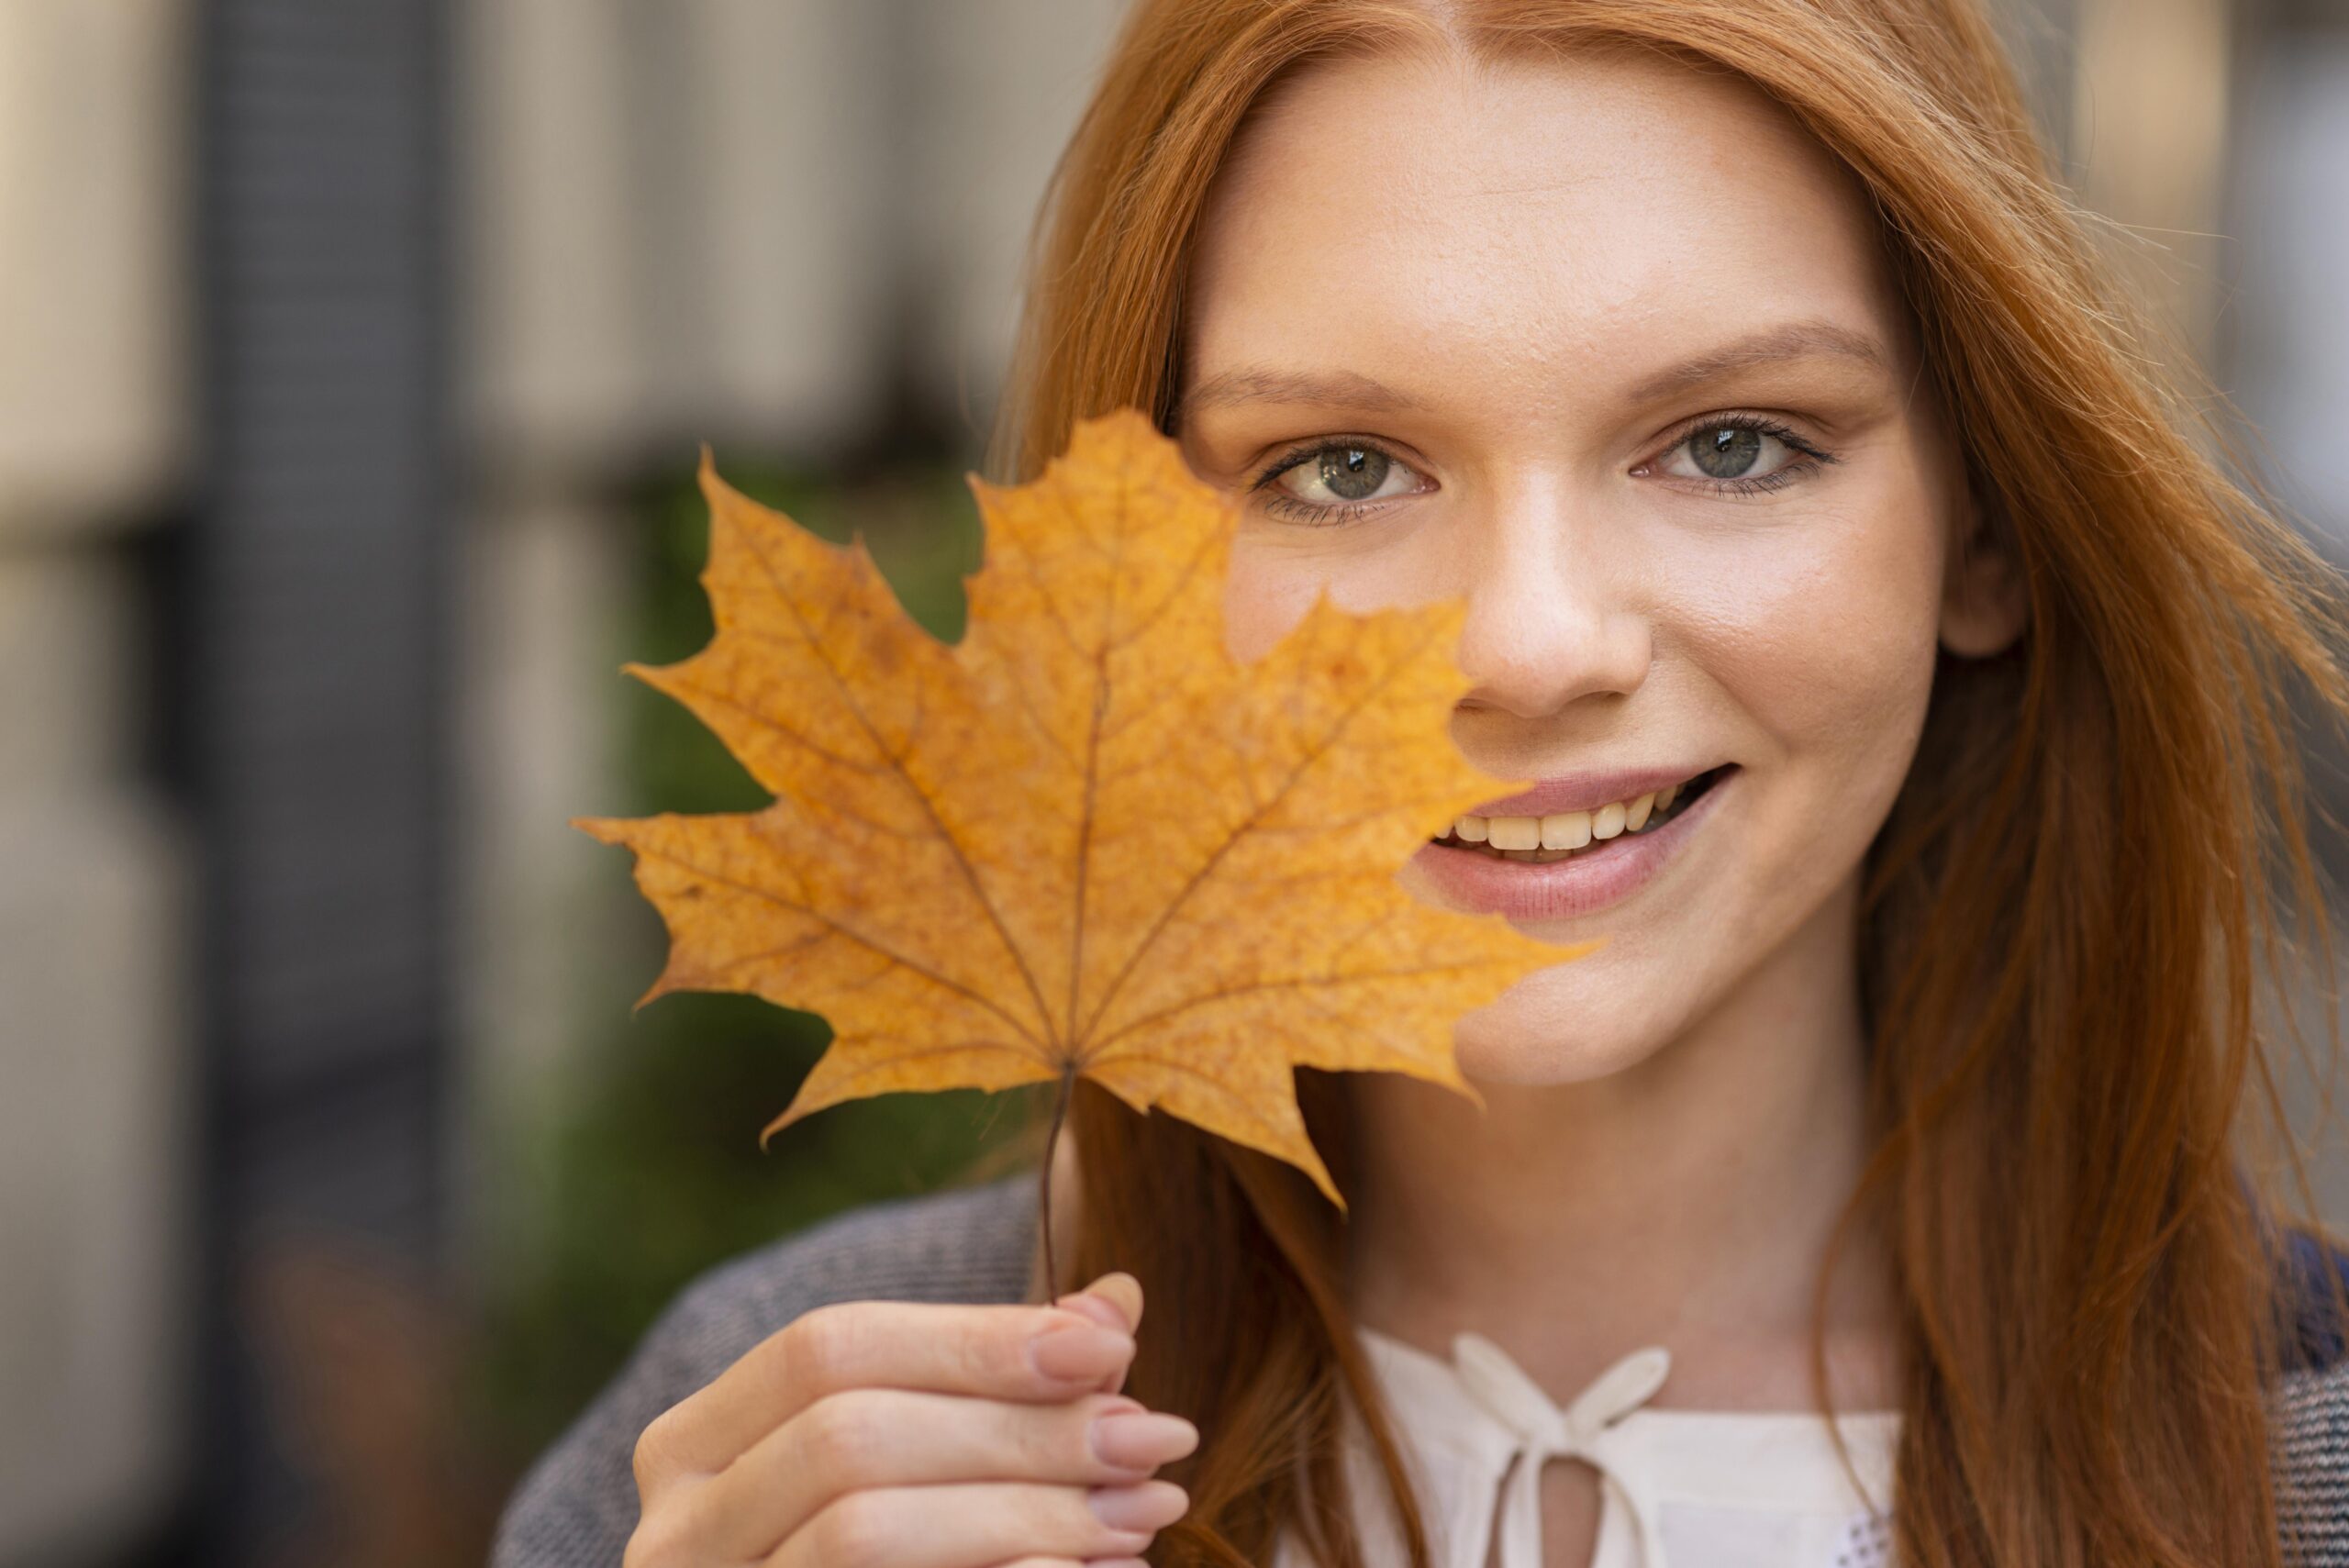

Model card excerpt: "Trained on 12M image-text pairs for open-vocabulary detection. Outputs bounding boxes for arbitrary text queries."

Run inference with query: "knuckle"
[620,1507,688,1568]
[798,1390,889,1489]
[938,1311,990,1388]
[1012,1485,1067,1539]
[631,1409,685,1492]
[1032,1483,1115,1550]
[782,1302,863,1385]
[967,1306,1044,1385]
[806,1491,893,1568]
[1035,1396,1108,1475]
[1001,1405,1056,1478]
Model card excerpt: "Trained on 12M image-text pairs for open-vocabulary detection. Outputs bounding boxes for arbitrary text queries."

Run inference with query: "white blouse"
[1274,1325,1901,1568]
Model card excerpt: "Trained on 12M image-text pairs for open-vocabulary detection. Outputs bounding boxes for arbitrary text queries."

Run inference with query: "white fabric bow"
[1449,1334,1675,1568]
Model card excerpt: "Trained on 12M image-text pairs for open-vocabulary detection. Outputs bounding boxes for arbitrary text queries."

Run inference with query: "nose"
[1450,480,1652,717]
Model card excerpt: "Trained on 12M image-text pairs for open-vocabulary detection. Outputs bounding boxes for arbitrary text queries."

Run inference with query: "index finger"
[645,1299,1136,1478]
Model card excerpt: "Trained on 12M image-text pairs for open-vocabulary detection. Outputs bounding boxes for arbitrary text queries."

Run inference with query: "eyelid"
[1252,435,1430,489]
[1249,437,1435,526]
[1631,411,1842,500]
[1641,410,1836,470]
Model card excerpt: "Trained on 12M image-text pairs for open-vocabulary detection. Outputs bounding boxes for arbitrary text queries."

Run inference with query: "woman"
[494,2,2349,1565]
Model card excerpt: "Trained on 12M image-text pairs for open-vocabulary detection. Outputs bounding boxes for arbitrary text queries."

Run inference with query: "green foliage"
[478,454,1034,1463]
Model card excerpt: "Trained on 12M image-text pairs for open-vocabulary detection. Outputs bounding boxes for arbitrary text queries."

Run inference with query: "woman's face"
[1177,46,2001,1084]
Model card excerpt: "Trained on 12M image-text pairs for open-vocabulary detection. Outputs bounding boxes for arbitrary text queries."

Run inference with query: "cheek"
[1665,487,1951,998]
[1221,529,1439,662]
[1671,493,1946,784]
[1221,550,1320,663]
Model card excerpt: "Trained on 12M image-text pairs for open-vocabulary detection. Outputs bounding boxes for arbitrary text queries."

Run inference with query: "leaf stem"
[1038,1062,1075,1300]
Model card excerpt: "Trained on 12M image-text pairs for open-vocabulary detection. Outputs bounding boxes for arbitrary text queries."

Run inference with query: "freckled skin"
[1179,47,1987,1088]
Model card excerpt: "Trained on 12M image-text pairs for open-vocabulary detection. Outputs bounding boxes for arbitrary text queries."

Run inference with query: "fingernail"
[1090,1408,1199,1471]
[1030,1322,1132,1382]
[1088,1478,1188,1533]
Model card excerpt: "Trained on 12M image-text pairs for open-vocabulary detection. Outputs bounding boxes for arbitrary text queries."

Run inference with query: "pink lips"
[1410,767,1731,923]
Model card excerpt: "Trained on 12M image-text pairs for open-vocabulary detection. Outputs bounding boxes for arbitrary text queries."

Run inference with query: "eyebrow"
[1175,318,1894,423]
[1623,319,1895,403]
[1177,366,1422,421]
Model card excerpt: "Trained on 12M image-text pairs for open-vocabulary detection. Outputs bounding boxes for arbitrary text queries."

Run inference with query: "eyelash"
[1247,414,1841,526]
[1252,440,1411,527]
[1648,413,1840,496]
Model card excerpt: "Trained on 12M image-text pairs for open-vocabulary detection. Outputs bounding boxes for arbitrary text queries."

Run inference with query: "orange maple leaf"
[577,408,1575,1207]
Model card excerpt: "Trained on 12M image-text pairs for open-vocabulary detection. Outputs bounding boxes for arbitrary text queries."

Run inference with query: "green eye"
[1689,426,1765,479]
[1652,417,1832,494]
[1257,439,1427,523]
[1318,446,1390,500]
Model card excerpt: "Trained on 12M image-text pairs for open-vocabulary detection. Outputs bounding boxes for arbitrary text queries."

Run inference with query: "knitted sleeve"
[488,1174,1041,1568]
[2277,1357,2349,1564]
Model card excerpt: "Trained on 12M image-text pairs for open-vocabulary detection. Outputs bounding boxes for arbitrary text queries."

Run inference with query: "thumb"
[1054,1270,1143,1336]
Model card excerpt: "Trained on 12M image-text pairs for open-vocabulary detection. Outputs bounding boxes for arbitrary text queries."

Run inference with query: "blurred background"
[2,0,2344,1563]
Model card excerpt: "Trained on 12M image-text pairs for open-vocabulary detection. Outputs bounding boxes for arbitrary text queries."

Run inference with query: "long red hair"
[987,3,2349,1564]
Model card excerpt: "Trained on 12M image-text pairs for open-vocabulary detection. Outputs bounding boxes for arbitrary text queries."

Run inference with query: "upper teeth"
[1453,781,1682,851]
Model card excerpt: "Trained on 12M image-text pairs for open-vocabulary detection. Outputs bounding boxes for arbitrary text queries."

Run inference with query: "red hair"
[990,4,2349,1563]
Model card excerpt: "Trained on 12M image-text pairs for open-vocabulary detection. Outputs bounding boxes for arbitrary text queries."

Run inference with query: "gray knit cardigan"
[492,1173,2349,1567]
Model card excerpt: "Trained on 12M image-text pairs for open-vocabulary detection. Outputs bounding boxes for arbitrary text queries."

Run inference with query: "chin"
[1450,955,1687,1086]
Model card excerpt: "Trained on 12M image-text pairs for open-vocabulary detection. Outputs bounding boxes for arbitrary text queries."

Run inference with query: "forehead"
[1182,46,1908,412]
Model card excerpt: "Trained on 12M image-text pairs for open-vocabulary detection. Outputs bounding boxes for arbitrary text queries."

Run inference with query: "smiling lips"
[1408,765,1731,922]
[1432,767,1724,865]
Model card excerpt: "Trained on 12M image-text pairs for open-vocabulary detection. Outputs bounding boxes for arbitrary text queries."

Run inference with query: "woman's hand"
[623,1272,1196,1568]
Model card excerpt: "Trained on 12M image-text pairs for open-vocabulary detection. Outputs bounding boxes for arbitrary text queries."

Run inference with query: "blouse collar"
[1353,1323,1901,1568]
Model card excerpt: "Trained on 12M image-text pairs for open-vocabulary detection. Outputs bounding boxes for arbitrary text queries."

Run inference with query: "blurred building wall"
[0,3,193,1564]
[2074,0,2234,347]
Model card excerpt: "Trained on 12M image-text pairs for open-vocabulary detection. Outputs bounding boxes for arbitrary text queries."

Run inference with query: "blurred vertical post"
[0,6,193,1564]
[2227,1,2349,1210]
[194,1,455,1562]
[2230,0,2349,532]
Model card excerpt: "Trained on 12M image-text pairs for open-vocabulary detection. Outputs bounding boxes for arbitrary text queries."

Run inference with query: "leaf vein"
[731,520,1060,1045]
